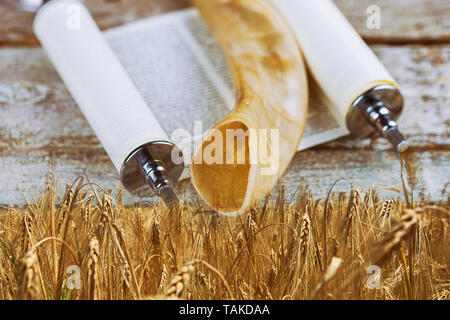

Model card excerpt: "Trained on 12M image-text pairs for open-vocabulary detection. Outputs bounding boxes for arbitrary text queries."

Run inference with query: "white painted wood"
[0,0,448,205]
[0,45,448,204]
[1,0,449,45]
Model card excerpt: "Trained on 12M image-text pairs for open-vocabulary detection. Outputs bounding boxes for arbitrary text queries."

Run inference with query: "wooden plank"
[0,0,449,46]
[334,0,450,44]
[283,149,450,202]
[0,148,448,205]
[0,0,190,45]
[0,45,448,151]
[0,44,448,204]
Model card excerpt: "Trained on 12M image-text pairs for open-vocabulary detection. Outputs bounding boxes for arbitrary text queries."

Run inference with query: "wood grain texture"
[0,44,448,204]
[0,0,190,45]
[0,45,448,150]
[0,0,448,205]
[1,148,448,205]
[0,0,449,46]
[335,0,450,44]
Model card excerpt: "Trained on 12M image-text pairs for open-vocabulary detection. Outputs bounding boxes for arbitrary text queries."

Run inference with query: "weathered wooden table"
[0,0,448,205]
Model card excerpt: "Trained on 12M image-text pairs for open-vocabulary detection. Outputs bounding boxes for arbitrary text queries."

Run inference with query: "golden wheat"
[15,252,39,300]
[0,175,447,300]
[85,237,100,300]
[165,263,196,299]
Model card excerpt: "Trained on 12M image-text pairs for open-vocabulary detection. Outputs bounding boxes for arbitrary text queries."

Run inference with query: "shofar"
[190,0,308,216]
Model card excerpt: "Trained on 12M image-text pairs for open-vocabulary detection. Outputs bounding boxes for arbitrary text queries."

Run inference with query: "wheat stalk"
[165,263,195,299]
[110,221,141,299]
[380,198,395,230]
[152,216,162,251]
[340,187,360,245]
[21,212,34,255]
[86,237,100,300]
[158,264,168,292]
[56,185,73,236]
[0,176,447,300]
[15,252,40,300]
[299,208,311,260]
[371,209,419,265]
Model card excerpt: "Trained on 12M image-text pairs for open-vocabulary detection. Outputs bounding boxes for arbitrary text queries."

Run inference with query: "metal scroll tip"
[355,93,409,154]
[135,147,179,206]
[385,127,409,153]
[157,184,178,207]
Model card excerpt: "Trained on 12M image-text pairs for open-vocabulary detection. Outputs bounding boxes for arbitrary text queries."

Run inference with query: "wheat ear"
[86,237,100,300]
[165,263,195,299]
[15,252,39,300]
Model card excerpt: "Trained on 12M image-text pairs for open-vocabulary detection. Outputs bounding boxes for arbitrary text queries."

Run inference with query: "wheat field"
[0,152,448,300]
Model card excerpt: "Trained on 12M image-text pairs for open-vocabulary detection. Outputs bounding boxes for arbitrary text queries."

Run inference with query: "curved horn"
[190,0,308,215]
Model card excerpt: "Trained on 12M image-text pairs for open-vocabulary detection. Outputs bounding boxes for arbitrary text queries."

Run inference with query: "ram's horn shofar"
[190,0,308,215]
